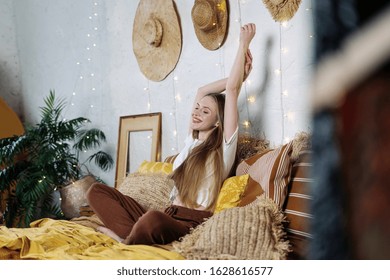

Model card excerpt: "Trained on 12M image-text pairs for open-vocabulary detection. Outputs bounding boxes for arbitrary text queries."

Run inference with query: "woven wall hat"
[132,0,182,81]
[262,0,302,22]
[191,0,228,51]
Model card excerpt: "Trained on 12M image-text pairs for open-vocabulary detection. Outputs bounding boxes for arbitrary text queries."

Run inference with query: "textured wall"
[2,0,314,185]
[0,0,22,115]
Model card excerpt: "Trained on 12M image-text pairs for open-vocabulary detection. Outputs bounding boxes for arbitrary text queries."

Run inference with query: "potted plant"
[0,91,113,227]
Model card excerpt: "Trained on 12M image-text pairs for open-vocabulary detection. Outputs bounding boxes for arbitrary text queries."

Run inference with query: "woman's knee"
[135,210,167,232]
[127,210,173,245]
[86,182,108,203]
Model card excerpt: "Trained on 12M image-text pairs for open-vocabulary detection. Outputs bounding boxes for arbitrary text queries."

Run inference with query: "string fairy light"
[276,0,315,144]
[143,78,151,112]
[170,70,180,153]
[236,0,253,136]
[67,0,102,119]
[279,15,287,144]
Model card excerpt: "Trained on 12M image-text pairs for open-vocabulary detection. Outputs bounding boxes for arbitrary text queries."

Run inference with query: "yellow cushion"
[214,174,249,214]
[137,160,173,175]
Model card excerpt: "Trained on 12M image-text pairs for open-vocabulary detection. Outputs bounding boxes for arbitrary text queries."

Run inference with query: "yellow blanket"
[0,218,184,260]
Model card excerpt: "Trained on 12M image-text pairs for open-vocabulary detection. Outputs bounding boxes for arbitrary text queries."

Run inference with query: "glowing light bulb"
[247,96,255,103]
[286,111,296,122]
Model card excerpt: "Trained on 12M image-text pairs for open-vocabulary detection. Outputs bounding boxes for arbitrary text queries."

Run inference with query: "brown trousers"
[86,183,212,245]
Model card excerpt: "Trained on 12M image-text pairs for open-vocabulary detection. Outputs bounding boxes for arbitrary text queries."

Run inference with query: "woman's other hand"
[243,49,253,81]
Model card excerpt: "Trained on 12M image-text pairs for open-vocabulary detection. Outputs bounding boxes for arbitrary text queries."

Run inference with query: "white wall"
[0,0,22,114]
[3,0,314,186]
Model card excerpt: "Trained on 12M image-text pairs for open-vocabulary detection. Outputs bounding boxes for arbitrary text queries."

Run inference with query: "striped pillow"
[283,149,313,259]
[236,141,293,208]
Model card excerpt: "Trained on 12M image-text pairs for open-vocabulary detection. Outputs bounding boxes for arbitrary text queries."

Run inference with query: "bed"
[0,132,312,260]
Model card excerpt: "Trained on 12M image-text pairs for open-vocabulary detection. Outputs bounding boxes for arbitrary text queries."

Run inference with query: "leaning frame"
[114,112,162,188]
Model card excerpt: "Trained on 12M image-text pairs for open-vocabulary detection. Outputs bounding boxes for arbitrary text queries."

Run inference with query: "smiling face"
[191,95,219,136]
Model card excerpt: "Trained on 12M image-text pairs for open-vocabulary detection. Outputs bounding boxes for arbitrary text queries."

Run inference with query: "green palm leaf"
[2,90,113,227]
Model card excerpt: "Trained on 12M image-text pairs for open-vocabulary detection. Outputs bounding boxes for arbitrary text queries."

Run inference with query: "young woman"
[86,23,256,245]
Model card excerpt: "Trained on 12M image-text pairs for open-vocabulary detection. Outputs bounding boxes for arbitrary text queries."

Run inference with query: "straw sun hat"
[262,0,302,22]
[132,0,182,81]
[191,0,228,51]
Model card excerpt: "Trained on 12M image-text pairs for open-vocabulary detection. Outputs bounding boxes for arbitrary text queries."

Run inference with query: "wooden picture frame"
[114,112,162,188]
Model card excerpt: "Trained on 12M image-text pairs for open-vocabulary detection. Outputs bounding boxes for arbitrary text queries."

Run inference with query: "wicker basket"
[60,175,97,219]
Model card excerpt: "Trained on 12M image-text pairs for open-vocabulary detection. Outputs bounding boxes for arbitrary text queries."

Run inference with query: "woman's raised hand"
[240,23,256,47]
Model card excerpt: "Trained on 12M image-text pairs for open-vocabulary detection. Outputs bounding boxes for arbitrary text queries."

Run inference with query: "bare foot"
[96,226,124,243]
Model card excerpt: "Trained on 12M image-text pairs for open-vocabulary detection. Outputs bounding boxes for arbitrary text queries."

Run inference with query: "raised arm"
[189,24,255,136]
[224,23,256,141]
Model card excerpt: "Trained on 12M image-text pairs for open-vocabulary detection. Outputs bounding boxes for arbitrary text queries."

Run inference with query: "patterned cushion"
[214,174,249,214]
[137,160,173,175]
[117,173,173,211]
[236,141,294,207]
[283,149,313,259]
[172,195,290,260]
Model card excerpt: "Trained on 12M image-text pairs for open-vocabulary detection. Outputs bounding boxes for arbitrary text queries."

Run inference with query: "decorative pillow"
[214,174,249,214]
[137,160,173,175]
[236,141,293,207]
[116,172,173,211]
[172,195,290,260]
[236,134,270,164]
[283,149,313,259]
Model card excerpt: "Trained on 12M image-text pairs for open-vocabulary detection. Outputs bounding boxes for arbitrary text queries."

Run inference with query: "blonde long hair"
[170,93,225,211]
